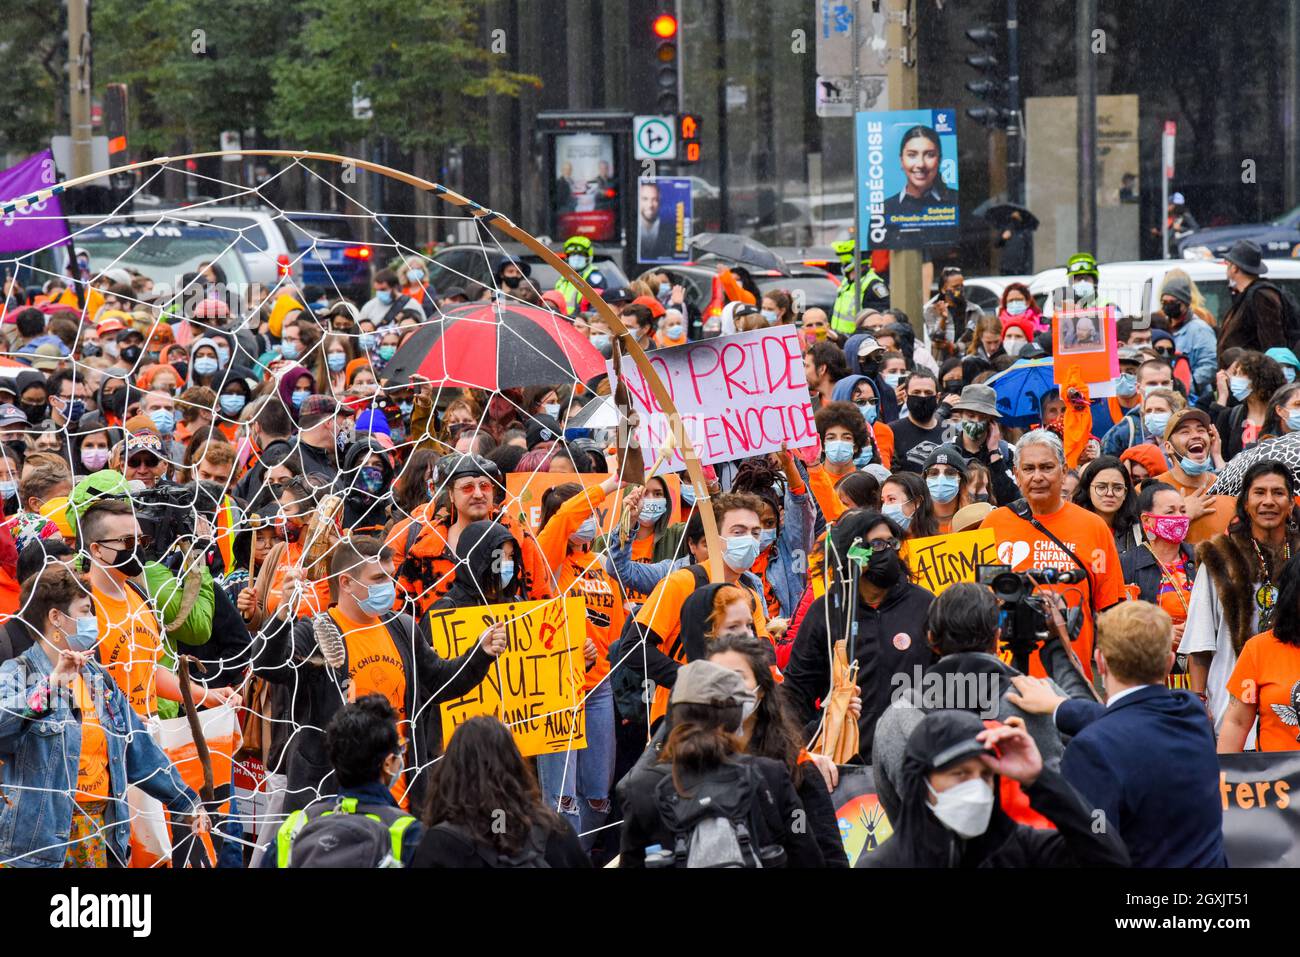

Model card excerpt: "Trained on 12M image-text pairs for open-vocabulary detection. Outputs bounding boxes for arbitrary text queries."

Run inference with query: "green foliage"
[0,2,68,153]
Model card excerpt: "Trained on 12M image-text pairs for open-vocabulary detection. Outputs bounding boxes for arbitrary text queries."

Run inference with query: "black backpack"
[650,762,786,868]
[432,822,552,868]
[276,796,417,868]
[1243,280,1300,352]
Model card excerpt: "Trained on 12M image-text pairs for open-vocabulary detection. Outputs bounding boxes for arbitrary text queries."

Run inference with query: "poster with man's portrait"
[637,177,692,264]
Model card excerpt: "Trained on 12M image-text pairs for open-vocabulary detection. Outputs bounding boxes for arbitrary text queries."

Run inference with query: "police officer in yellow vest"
[830,240,889,336]
[553,235,607,315]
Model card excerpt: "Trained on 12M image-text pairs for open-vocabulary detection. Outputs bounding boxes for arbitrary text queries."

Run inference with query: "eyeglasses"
[96,535,150,551]
[867,537,900,552]
[1091,482,1126,496]
[453,479,495,495]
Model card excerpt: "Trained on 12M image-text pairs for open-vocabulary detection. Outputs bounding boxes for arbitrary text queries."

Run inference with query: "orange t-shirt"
[333,607,410,805]
[74,676,111,803]
[1152,472,1236,546]
[873,422,895,474]
[265,541,334,619]
[1227,630,1300,752]
[979,501,1123,680]
[95,584,163,717]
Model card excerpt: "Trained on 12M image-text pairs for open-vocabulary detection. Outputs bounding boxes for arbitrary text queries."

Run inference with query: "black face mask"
[1162,300,1185,321]
[102,545,144,578]
[102,389,126,416]
[907,395,939,422]
[860,359,880,379]
[502,274,523,289]
[863,548,902,589]
[20,402,47,424]
[120,345,142,364]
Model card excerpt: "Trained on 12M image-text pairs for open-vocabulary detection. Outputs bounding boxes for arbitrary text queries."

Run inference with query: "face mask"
[354,577,396,615]
[640,499,668,523]
[1288,409,1300,432]
[570,517,599,544]
[863,547,902,588]
[825,439,855,464]
[378,345,397,362]
[567,254,590,271]
[1144,412,1170,437]
[21,402,47,424]
[65,615,99,653]
[359,466,385,494]
[740,691,760,725]
[81,447,109,471]
[359,332,377,353]
[679,484,696,507]
[542,402,561,419]
[216,344,231,365]
[220,394,246,416]
[1072,279,1095,301]
[499,560,515,589]
[0,481,17,500]
[149,408,175,436]
[324,352,346,373]
[502,274,523,290]
[722,534,761,573]
[854,446,873,468]
[882,502,912,531]
[336,425,354,451]
[64,400,86,423]
[883,372,902,390]
[398,401,414,419]
[907,395,939,422]
[1145,513,1191,544]
[1229,376,1252,401]
[1286,367,1298,384]
[193,356,219,377]
[960,419,989,443]
[280,340,300,360]
[1178,453,1211,476]
[1005,300,1027,316]
[761,309,779,325]
[663,324,685,341]
[376,290,393,305]
[927,474,960,504]
[1162,300,1185,320]
[590,334,612,352]
[859,402,878,425]
[101,544,143,578]
[758,528,778,551]
[103,341,120,359]
[658,282,671,297]
[927,777,995,839]
[1115,373,1138,398]
[407,268,425,283]
[120,345,142,364]
[291,389,311,410]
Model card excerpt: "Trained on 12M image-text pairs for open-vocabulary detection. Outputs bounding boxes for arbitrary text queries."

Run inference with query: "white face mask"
[1002,337,1026,357]
[927,777,995,838]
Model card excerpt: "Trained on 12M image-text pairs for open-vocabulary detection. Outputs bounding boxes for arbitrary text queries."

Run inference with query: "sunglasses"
[128,454,160,468]
[96,535,151,551]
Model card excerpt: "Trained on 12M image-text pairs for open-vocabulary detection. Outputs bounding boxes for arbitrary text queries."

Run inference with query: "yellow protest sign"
[425,597,589,756]
[901,528,998,594]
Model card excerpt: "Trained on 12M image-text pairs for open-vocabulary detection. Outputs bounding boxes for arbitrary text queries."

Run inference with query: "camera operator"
[872,583,1097,825]
[979,430,1123,680]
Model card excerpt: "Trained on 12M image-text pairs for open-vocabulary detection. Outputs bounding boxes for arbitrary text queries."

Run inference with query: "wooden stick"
[176,656,215,805]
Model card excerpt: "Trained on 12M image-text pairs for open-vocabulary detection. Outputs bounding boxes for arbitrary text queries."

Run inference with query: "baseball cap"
[0,405,28,428]
[856,336,884,360]
[601,286,635,306]
[298,395,343,429]
[1118,347,1144,366]
[922,444,969,477]
[632,295,666,320]
[952,502,995,533]
[907,710,996,774]
[1163,407,1212,443]
[669,660,748,709]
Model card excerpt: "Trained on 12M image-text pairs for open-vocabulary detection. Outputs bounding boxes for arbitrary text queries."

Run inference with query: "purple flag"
[0,150,70,255]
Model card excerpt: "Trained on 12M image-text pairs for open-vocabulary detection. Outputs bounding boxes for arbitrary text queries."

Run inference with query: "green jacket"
[141,561,216,720]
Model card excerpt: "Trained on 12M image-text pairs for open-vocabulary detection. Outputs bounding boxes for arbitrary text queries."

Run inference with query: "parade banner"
[832,765,893,867]
[610,326,818,473]
[505,471,680,536]
[426,597,588,756]
[0,150,70,254]
[856,109,959,250]
[901,528,998,594]
[637,176,692,263]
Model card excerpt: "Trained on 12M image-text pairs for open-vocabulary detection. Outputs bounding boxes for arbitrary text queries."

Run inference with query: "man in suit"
[1008,600,1227,868]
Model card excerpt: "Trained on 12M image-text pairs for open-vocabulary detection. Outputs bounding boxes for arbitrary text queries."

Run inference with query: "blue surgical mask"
[327,352,347,372]
[568,254,590,271]
[1229,376,1252,401]
[590,334,612,352]
[679,484,696,507]
[543,402,561,418]
[722,534,761,573]
[149,408,175,436]
[883,372,902,390]
[883,502,913,530]
[499,560,515,589]
[640,499,668,523]
[0,481,15,500]
[359,332,377,353]
[926,474,960,504]
[854,447,873,468]
[825,439,855,464]
[356,578,396,615]
[758,528,778,550]
[1144,412,1170,437]
[407,268,425,283]
[1116,373,1138,398]
[1288,409,1300,432]
[658,282,671,298]
[280,340,300,360]
[1179,455,1211,476]
[219,394,246,416]
[570,517,599,544]
[1005,300,1028,316]
[398,401,413,418]
[376,290,394,305]
[761,309,779,325]
[193,356,219,377]
[1286,367,1297,384]
[291,389,311,410]
[858,402,878,425]
[65,615,99,652]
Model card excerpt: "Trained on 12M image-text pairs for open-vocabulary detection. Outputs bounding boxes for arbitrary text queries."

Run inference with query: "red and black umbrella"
[382,302,608,391]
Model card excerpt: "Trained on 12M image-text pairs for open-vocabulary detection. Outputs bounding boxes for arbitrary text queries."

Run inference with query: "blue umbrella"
[986,357,1056,427]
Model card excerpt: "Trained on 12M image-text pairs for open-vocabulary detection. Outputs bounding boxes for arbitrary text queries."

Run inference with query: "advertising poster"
[552,133,618,242]
[637,176,692,263]
[856,108,959,249]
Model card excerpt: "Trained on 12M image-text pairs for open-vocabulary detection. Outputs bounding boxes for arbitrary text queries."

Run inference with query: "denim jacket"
[763,487,815,618]
[0,644,198,867]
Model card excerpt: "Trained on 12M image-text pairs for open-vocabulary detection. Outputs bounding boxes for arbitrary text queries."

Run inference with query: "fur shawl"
[1196,532,1291,654]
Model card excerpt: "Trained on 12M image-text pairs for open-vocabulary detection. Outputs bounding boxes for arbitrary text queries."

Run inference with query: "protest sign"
[856,109,959,250]
[505,472,680,536]
[610,326,817,473]
[426,597,588,756]
[0,150,70,254]
[1220,752,1300,866]
[831,765,893,867]
[1052,303,1120,398]
[900,528,998,594]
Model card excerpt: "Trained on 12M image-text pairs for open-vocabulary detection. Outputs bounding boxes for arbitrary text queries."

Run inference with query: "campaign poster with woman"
[856,109,960,249]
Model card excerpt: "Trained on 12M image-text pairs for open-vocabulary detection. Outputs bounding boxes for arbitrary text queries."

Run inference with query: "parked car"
[963,275,1033,315]
[1177,203,1300,260]
[153,205,304,287]
[746,192,856,247]
[428,243,629,300]
[282,212,375,303]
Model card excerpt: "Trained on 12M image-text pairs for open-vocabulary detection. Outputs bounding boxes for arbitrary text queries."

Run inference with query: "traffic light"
[653,13,680,113]
[679,113,702,164]
[964,23,1010,127]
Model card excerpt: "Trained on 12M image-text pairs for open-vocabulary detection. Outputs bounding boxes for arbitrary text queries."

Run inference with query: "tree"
[0,2,72,154]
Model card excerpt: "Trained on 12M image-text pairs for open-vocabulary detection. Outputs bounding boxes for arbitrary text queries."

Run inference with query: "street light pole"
[1005,0,1022,206]
[1076,0,1097,253]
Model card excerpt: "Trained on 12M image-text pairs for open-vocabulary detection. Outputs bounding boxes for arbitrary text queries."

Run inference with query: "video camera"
[132,481,226,569]
[976,564,1085,673]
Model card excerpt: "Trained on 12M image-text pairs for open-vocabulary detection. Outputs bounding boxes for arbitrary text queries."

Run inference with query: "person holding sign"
[430,520,527,610]
[534,475,628,845]
[251,535,508,815]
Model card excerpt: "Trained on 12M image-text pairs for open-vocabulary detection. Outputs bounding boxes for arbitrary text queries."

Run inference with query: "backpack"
[651,762,784,868]
[1244,280,1300,352]
[432,821,552,868]
[276,796,417,868]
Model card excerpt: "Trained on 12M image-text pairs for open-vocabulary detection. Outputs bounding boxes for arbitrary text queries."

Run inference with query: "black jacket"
[616,753,826,868]
[431,520,525,610]
[250,609,493,813]
[411,819,590,868]
[338,438,396,531]
[1120,541,1196,607]
[783,579,936,759]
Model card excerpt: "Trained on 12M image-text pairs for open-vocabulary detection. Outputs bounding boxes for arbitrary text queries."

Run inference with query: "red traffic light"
[652,14,678,38]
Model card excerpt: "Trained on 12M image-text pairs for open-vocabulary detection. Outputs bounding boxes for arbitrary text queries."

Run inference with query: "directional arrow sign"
[634,115,677,161]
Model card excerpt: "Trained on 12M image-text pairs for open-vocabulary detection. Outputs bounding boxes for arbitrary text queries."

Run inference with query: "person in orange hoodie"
[532,475,626,846]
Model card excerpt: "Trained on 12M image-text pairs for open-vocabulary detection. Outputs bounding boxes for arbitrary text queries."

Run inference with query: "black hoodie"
[432,519,525,610]
[338,439,395,531]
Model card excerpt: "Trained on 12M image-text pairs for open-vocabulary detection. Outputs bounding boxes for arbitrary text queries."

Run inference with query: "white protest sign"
[609,326,817,473]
